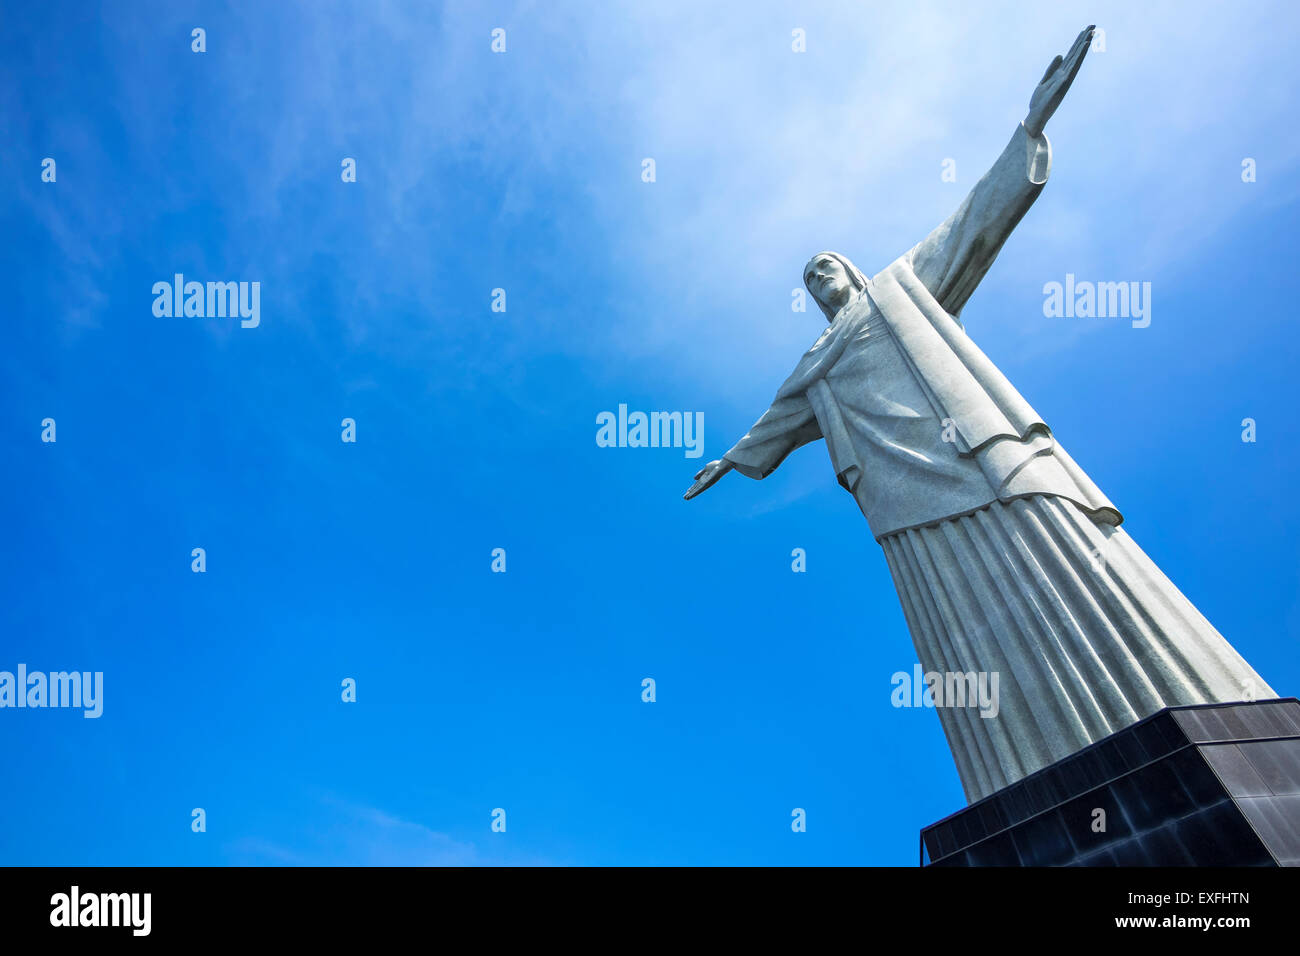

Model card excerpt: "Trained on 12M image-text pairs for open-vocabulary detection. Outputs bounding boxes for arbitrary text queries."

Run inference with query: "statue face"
[804,254,853,314]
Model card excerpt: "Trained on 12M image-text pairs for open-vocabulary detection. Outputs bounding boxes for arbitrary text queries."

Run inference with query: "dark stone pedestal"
[921,698,1300,866]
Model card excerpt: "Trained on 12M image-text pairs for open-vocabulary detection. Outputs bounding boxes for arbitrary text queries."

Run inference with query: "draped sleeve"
[908,122,1051,320]
[721,392,822,480]
[721,309,866,479]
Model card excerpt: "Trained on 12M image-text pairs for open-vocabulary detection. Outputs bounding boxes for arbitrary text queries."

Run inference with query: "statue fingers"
[1064,26,1094,70]
[1058,36,1092,90]
[1069,27,1095,63]
[1038,54,1063,85]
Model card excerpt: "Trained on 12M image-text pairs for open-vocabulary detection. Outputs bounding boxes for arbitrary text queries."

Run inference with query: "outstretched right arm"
[909,25,1094,319]
[686,311,853,501]
[683,391,823,500]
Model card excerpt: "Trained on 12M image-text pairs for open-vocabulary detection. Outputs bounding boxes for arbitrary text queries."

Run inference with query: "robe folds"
[720,122,1277,802]
[724,122,1119,541]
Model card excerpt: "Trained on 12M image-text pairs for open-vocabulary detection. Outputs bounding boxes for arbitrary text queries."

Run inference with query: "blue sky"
[2,0,1298,865]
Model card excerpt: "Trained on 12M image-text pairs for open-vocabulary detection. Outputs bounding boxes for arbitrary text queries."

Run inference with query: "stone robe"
[722,123,1277,802]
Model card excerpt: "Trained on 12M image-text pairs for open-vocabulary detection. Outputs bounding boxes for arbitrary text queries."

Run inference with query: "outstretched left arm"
[910,25,1094,319]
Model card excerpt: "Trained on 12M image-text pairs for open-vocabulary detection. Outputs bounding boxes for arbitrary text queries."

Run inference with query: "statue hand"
[1025,25,1094,138]
[683,459,733,500]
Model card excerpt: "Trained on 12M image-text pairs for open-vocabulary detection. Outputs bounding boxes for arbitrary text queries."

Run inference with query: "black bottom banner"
[0,865,1291,942]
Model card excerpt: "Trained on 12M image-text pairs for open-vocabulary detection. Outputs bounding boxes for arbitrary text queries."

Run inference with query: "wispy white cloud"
[226,793,552,866]
[27,1,1300,417]
[565,1,1300,381]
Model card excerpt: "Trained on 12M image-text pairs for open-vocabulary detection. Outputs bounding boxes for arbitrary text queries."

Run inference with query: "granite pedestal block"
[921,698,1300,866]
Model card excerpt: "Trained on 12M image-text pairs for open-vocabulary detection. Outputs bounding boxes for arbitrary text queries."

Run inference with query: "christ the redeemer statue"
[684,26,1275,803]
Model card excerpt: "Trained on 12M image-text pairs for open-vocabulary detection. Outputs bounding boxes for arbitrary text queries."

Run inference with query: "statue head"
[803,251,868,321]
